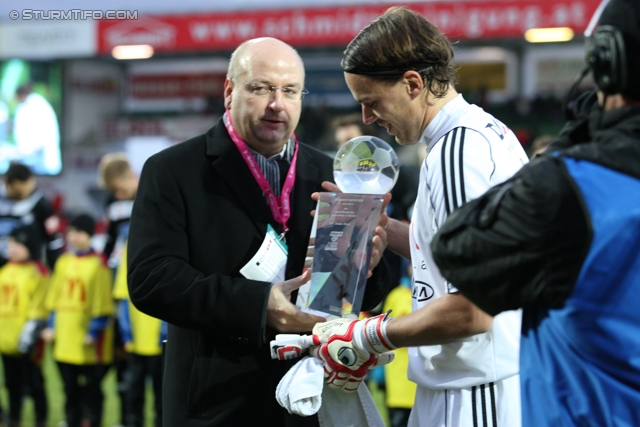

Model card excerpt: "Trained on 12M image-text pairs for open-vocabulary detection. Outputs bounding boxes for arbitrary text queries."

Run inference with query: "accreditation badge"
[240,224,288,284]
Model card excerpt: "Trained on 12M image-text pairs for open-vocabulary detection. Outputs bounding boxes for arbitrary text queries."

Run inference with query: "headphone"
[586,25,627,95]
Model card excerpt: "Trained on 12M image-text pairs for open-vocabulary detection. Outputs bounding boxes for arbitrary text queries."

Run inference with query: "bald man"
[127,38,392,427]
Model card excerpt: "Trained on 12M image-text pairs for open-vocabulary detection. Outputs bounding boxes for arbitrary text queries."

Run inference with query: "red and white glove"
[311,313,396,393]
[270,334,320,360]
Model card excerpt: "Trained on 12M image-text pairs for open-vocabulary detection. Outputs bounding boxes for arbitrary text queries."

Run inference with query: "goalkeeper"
[311,7,525,427]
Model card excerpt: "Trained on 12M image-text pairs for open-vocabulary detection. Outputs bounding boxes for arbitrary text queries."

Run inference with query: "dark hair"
[6,162,33,183]
[330,113,377,136]
[69,213,96,237]
[15,82,33,98]
[9,223,42,260]
[342,7,457,99]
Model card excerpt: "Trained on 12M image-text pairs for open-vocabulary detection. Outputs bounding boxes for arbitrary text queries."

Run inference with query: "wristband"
[353,311,396,355]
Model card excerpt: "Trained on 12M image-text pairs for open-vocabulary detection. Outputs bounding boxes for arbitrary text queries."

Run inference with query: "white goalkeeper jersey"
[408,94,528,389]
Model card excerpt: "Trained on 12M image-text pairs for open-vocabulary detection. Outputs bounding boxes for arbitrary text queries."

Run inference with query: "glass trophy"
[297,136,400,318]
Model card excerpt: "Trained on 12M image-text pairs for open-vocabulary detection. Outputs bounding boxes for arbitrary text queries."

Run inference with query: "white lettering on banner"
[184,4,585,43]
[189,23,209,41]
[422,3,587,39]
[106,18,176,48]
[189,20,257,42]
[235,21,256,39]
[213,22,233,40]
[108,28,174,46]
[187,11,379,44]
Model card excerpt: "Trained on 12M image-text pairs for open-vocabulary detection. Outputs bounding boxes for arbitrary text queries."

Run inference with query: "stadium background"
[0,1,600,425]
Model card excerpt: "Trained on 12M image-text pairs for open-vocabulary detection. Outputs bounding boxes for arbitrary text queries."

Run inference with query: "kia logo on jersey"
[412,280,434,302]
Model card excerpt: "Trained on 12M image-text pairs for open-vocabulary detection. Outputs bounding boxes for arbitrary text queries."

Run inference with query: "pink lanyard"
[223,111,298,234]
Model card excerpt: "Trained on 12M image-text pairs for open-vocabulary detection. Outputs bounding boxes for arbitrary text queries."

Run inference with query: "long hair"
[342,7,457,99]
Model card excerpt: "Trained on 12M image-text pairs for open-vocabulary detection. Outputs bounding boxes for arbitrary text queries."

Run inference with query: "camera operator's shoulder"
[511,154,578,209]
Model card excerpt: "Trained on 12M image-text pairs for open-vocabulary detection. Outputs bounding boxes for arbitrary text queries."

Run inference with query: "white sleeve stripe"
[440,127,468,215]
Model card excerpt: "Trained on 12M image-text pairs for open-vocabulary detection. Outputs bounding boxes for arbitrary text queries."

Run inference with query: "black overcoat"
[128,118,390,427]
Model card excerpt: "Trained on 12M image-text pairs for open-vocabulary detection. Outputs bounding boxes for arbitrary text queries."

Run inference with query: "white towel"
[276,356,324,416]
[276,356,385,427]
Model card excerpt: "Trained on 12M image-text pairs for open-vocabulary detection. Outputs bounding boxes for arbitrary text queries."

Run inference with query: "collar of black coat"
[561,105,640,180]
[206,116,240,158]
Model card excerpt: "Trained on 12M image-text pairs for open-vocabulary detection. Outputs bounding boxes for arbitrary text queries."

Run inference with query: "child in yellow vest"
[0,224,49,427]
[41,214,114,427]
[113,243,165,427]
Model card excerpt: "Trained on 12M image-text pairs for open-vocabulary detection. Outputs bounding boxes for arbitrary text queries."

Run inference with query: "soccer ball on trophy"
[333,136,400,194]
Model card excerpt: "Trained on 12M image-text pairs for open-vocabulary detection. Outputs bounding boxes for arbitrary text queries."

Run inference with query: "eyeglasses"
[239,81,309,100]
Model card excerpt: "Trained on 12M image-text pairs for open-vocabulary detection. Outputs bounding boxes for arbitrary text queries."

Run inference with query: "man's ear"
[223,78,233,110]
[402,71,424,100]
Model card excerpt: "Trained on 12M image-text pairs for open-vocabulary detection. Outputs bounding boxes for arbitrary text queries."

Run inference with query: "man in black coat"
[127,37,391,427]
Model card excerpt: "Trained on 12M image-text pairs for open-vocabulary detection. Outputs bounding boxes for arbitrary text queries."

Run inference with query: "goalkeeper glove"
[311,312,396,392]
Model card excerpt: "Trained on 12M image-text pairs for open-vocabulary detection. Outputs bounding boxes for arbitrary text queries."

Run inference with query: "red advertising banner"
[128,73,226,99]
[98,1,601,54]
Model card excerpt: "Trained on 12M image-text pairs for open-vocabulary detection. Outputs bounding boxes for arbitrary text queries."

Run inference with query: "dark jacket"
[0,188,60,269]
[128,119,391,427]
[102,194,133,269]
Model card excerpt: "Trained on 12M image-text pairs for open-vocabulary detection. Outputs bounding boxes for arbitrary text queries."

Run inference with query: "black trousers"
[0,356,3,420]
[56,362,103,427]
[113,315,131,425]
[388,408,411,427]
[1,354,47,423]
[127,353,163,427]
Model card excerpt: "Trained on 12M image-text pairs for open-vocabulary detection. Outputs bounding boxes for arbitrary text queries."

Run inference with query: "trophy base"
[296,192,384,318]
